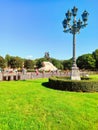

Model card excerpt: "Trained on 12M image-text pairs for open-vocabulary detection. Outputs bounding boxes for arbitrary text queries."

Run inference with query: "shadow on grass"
[42,82,50,88]
[42,82,64,91]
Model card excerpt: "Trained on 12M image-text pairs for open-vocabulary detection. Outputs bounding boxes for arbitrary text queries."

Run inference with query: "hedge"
[49,77,98,92]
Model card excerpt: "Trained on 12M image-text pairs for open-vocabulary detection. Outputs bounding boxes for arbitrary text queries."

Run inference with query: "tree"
[92,49,98,69]
[63,59,72,70]
[77,54,96,70]
[0,56,5,69]
[5,54,11,67]
[51,58,64,70]
[24,59,34,69]
[35,58,48,68]
[9,56,23,68]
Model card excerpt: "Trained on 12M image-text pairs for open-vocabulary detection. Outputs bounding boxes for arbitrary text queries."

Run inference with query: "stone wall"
[0,71,69,81]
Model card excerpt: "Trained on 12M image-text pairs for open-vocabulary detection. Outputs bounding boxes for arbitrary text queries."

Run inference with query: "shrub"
[49,77,98,92]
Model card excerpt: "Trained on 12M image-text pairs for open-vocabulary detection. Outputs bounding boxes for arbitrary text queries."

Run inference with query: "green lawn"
[0,78,98,130]
[90,74,98,80]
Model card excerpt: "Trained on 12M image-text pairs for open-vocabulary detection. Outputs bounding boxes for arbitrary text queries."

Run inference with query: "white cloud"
[26,55,33,59]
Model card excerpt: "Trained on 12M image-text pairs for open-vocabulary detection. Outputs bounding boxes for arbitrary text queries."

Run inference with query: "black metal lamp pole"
[62,6,89,80]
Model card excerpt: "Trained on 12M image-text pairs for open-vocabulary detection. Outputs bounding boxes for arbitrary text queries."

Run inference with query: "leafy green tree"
[35,57,64,70]
[9,56,23,68]
[5,54,11,67]
[35,58,48,68]
[24,59,34,69]
[77,54,96,70]
[63,59,72,70]
[51,58,64,70]
[92,49,98,69]
[0,56,5,69]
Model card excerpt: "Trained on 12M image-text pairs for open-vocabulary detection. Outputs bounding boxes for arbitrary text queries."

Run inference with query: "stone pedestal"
[0,73,3,81]
[71,67,80,80]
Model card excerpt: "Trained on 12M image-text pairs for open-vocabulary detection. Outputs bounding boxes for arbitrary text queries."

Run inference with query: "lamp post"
[62,6,89,80]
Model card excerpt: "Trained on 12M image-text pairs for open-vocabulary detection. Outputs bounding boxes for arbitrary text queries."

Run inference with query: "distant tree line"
[0,49,98,71]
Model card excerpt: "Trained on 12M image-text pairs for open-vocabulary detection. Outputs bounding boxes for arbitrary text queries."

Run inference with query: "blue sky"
[0,0,98,60]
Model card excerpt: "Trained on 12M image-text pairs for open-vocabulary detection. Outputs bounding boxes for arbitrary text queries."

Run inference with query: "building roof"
[39,61,57,71]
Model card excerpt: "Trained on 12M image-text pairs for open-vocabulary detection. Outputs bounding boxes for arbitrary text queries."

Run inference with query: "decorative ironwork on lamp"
[62,6,89,80]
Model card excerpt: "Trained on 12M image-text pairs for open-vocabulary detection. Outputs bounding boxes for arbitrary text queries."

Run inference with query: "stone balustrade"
[0,71,70,81]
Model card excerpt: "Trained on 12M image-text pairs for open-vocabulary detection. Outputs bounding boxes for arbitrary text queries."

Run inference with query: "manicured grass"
[0,78,98,130]
[90,74,98,80]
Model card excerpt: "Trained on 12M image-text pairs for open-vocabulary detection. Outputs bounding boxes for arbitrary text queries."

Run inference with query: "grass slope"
[0,78,98,130]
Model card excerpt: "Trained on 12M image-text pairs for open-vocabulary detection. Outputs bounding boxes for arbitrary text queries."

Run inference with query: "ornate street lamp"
[62,6,89,80]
